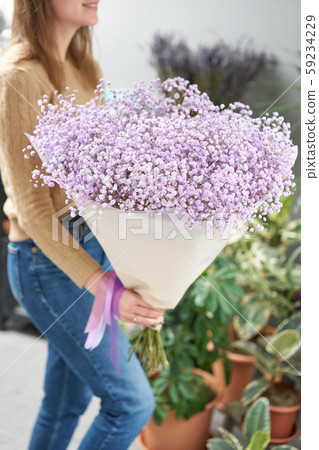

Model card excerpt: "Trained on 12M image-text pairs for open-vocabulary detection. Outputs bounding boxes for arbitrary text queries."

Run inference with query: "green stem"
[127,327,148,362]
[128,328,169,370]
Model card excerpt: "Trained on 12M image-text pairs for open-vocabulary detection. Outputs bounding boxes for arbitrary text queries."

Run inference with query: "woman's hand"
[119,289,165,327]
[84,269,165,327]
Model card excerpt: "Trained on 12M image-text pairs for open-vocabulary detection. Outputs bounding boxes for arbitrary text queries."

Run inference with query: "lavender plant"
[150,34,277,105]
[150,34,195,85]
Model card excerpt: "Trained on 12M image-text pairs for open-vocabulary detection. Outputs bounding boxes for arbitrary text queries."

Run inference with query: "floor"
[0,323,139,450]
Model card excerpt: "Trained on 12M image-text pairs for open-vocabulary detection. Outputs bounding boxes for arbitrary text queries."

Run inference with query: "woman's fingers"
[128,314,163,327]
[134,295,165,313]
[118,289,165,325]
[119,310,163,326]
[138,316,164,327]
[134,305,164,319]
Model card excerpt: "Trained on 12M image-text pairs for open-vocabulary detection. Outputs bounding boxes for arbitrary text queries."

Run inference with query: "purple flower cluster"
[150,34,277,105]
[26,77,296,231]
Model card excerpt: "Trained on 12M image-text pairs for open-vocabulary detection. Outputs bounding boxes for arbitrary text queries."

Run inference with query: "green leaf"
[153,404,168,426]
[168,383,179,404]
[192,280,211,307]
[206,292,219,314]
[246,430,270,450]
[170,357,181,377]
[194,316,204,341]
[278,363,301,377]
[233,302,270,340]
[243,397,270,443]
[218,427,244,450]
[212,266,240,280]
[152,376,168,395]
[276,313,301,335]
[177,381,195,400]
[266,329,300,360]
[218,290,238,317]
[242,378,270,406]
[230,340,257,353]
[221,282,244,299]
[206,438,235,450]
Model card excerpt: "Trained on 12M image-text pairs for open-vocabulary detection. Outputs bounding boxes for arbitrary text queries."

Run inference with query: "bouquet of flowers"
[25,77,297,370]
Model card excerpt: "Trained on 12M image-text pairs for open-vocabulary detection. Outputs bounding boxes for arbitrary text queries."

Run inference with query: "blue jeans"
[6,222,155,450]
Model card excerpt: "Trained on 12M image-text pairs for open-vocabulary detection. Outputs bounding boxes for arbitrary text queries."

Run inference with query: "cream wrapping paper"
[80,204,230,309]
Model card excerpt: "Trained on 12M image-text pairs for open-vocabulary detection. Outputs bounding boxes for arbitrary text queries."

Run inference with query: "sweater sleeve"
[0,67,101,288]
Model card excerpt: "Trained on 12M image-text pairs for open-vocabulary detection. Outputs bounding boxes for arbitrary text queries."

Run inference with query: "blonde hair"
[2,0,99,91]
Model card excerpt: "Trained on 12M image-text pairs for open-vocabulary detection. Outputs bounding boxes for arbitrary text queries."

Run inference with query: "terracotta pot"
[138,360,225,450]
[269,383,301,442]
[260,325,276,336]
[263,372,282,383]
[238,382,301,444]
[221,351,256,404]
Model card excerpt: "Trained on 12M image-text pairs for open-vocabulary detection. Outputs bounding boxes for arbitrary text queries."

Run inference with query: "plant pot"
[260,325,276,336]
[221,351,256,404]
[268,382,301,442]
[263,372,282,383]
[138,361,225,450]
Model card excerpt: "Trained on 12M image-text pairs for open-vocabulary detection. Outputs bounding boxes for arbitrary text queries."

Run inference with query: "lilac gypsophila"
[25,77,296,232]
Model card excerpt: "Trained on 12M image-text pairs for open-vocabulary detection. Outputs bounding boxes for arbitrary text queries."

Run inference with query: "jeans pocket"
[31,245,60,273]
[7,243,24,302]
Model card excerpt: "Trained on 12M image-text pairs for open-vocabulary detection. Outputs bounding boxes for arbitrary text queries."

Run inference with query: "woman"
[0,1,165,449]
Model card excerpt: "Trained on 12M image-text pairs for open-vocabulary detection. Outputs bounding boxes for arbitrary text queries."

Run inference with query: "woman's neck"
[53,22,79,62]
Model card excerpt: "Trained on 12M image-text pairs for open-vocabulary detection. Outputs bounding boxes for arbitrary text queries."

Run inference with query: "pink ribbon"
[84,271,125,373]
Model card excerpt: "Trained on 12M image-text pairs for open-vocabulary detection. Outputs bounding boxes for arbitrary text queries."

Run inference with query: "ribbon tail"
[83,270,125,373]
[84,271,116,350]
[84,272,113,333]
[84,312,106,350]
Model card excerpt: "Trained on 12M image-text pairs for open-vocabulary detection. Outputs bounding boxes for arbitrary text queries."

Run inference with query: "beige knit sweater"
[0,51,102,288]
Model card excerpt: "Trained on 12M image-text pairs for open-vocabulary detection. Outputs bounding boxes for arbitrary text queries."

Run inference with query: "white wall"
[93,0,300,89]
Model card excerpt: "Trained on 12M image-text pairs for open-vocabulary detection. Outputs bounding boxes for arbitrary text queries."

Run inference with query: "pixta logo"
[52,203,98,248]
[118,211,251,241]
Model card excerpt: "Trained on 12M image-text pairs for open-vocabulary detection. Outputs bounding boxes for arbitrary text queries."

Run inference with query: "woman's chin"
[81,14,99,26]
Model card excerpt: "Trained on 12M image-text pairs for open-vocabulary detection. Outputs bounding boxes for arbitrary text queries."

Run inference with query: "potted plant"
[221,195,301,404]
[137,360,225,450]
[168,252,245,409]
[206,396,298,450]
[135,321,226,450]
[134,255,244,450]
[222,289,276,405]
[172,253,244,370]
[236,313,301,443]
